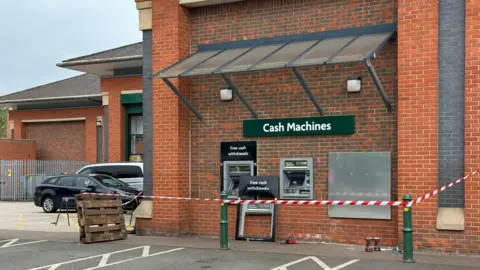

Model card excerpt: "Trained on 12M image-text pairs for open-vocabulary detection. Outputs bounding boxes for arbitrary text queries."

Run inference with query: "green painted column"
[402,194,415,263]
[220,191,229,249]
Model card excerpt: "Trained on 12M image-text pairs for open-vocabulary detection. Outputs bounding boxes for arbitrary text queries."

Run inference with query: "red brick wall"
[0,140,36,160]
[136,0,192,235]
[191,0,396,48]
[397,0,439,251]
[464,0,480,253]
[397,0,480,254]
[8,107,103,162]
[138,0,399,244]
[24,121,85,161]
[143,0,479,252]
[100,76,142,162]
[187,0,397,245]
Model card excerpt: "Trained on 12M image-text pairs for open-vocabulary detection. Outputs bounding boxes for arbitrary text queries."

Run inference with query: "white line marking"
[47,264,60,270]
[142,246,150,257]
[83,248,184,270]
[332,259,360,270]
[98,254,110,267]
[29,246,150,270]
[0,239,18,248]
[0,239,48,248]
[270,256,359,270]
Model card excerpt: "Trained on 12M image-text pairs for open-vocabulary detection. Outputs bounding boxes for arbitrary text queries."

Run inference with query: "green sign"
[243,115,354,137]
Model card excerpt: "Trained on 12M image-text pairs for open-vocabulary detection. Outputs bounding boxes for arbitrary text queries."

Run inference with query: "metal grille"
[0,160,90,201]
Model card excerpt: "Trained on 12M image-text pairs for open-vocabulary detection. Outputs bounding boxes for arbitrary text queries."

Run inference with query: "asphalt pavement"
[0,236,479,270]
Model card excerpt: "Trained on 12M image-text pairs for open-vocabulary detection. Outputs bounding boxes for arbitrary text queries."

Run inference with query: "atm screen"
[230,176,240,186]
[287,173,306,187]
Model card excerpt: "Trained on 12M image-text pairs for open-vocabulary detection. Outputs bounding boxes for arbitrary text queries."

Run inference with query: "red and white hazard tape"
[406,170,478,207]
[81,192,409,207]
[82,169,478,207]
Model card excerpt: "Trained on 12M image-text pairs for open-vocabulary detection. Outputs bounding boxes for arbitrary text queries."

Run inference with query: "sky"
[0,0,142,96]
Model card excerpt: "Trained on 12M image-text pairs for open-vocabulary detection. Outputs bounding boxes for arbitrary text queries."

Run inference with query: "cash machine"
[279,157,314,200]
[223,161,255,199]
[235,176,278,242]
[220,141,257,199]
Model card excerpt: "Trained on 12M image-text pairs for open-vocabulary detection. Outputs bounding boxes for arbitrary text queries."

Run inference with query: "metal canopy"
[153,24,396,120]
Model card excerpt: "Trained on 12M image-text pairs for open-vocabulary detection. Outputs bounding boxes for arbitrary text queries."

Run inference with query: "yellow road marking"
[17,214,24,230]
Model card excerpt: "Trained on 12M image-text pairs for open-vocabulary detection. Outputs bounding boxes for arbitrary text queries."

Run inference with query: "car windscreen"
[91,175,127,188]
[42,177,59,185]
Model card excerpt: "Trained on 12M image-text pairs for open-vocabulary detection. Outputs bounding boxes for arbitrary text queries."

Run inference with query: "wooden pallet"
[76,194,127,244]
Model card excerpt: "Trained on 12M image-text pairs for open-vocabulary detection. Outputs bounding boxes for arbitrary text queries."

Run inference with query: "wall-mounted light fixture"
[220,87,233,101]
[347,76,362,93]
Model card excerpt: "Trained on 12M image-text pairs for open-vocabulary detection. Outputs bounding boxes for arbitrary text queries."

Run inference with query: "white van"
[76,163,144,191]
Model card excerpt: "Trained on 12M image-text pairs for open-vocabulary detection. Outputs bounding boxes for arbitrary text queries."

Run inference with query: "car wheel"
[42,196,57,213]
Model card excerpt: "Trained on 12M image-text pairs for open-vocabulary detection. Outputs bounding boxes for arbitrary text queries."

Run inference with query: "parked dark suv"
[33,174,141,213]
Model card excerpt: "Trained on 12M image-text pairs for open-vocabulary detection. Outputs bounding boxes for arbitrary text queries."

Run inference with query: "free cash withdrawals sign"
[243,115,354,137]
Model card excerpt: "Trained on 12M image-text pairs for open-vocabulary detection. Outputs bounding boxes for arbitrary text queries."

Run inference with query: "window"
[57,176,74,187]
[130,115,144,158]
[88,165,143,179]
[117,166,143,178]
[92,175,127,188]
[77,168,93,174]
[75,176,97,188]
[42,177,58,185]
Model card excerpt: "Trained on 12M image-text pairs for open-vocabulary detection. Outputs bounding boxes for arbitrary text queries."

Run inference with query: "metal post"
[292,67,324,115]
[221,74,258,119]
[365,60,393,112]
[220,191,229,249]
[402,194,415,263]
[162,78,203,120]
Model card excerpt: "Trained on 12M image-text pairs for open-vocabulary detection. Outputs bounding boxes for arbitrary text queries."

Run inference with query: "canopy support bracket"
[292,67,324,115]
[162,78,203,120]
[365,60,392,112]
[221,74,258,119]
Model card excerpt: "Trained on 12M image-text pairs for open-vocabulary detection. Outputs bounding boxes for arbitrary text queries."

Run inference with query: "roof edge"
[61,42,143,63]
[0,94,102,105]
[0,74,94,101]
[57,55,143,68]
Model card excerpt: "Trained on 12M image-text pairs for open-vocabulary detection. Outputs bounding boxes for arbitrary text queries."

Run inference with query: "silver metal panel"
[328,152,391,220]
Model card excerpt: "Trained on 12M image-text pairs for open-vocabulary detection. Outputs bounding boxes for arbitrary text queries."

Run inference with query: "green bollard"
[220,191,229,250]
[402,194,415,263]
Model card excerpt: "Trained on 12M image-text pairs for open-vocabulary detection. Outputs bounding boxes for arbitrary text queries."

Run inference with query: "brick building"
[0,43,145,163]
[1,0,478,253]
